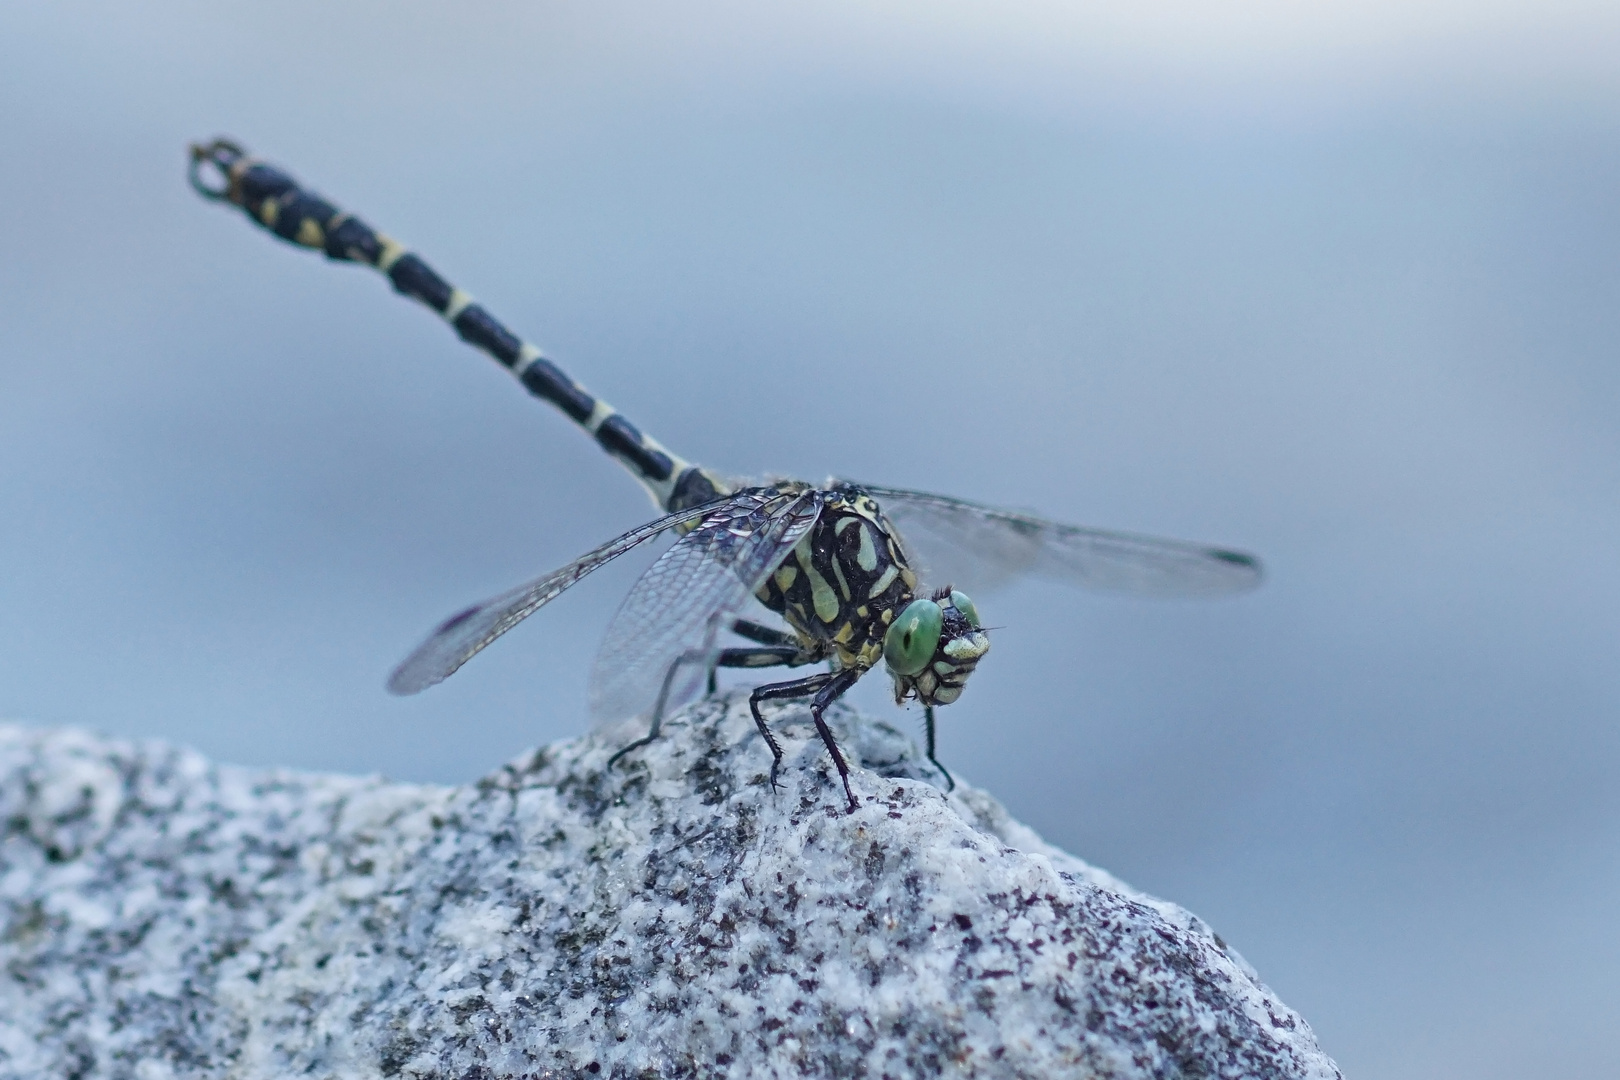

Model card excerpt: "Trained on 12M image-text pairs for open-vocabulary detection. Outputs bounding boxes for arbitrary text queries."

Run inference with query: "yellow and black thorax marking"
[754,490,918,672]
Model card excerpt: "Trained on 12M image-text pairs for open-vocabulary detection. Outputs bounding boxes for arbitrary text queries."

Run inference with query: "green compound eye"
[949,590,980,628]
[884,599,943,676]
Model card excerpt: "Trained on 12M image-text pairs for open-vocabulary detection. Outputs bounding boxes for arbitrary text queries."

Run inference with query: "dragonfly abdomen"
[188,139,726,514]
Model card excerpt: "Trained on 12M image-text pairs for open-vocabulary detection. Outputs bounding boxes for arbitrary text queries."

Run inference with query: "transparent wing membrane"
[588,489,824,729]
[386,498,728,695]
[855,484,1262,597]
[390,478,1259,717]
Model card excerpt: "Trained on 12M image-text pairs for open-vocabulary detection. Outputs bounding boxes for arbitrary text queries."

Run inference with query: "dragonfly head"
[883,588,990,707]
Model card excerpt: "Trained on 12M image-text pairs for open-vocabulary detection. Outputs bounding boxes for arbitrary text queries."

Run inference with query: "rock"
[0,693,1340,1079]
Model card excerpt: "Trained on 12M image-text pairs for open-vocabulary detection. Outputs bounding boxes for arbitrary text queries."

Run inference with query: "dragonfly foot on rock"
[748,687,793,796]
[812,706,860,813]
[924,705,955,793]
[607,733,659,770]
[610,644,728,769]
[749,670,863,812]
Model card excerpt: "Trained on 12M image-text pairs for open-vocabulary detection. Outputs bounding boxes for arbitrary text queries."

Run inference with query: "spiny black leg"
[712,620,818,693]
[718,645,819,670]
[607,731,672,772]
[730,619,802,648]
[749,673,834,793]
[607,730,660,769]
[708,640,825,692]
[620,643,829,769]
[924,704,954,792]
[610,646,710,767]
[809,669,864,812]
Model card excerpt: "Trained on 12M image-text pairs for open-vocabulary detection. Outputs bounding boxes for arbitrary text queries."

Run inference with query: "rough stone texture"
[0,693,1340,1079]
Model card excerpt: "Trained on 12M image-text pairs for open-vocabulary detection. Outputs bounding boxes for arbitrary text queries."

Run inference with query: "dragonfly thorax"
[753,488,920,674]
[751,486,991,708]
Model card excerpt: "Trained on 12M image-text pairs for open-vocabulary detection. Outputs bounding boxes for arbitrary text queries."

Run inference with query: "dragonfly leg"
[707,619,816,693]
[707,639,824,693]
[730,618,803,648]
[748,669,864,811]
[607,733,659,769]
[612,640,826,769]
[609,645,714,767]
[749,672,835,795]
[809,668,864,812]
[923,704,955,792]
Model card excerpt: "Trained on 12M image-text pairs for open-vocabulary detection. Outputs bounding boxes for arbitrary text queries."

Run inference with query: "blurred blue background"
[2,2,1617,1074]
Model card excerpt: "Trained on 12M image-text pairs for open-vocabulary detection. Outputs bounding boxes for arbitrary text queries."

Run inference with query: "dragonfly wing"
[588,488,824,730]
[862,486,1040,592]
[856,483,1262,597]
[386,497,730,696]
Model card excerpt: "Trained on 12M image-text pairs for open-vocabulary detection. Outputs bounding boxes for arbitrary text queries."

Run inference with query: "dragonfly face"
[883,589,990,707]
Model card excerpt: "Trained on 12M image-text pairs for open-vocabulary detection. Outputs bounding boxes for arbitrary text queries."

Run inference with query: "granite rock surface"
[0,693,1340,1079]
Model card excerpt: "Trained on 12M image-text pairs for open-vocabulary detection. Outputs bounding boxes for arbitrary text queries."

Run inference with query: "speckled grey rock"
[0,694,1340,1079]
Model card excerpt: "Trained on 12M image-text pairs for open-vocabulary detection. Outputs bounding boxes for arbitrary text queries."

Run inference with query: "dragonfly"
[188,138,1262,812]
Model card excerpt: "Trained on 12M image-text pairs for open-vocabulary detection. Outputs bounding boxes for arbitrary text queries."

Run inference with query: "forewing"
[856,483,1262,597]
[588,488,824,730]
[387,500,725,696]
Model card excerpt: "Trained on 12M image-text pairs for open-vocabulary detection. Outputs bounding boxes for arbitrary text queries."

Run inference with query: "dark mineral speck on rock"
[0,694,1340,1078]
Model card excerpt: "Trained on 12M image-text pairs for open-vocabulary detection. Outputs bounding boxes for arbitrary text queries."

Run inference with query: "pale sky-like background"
[3,3,1619,1075]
